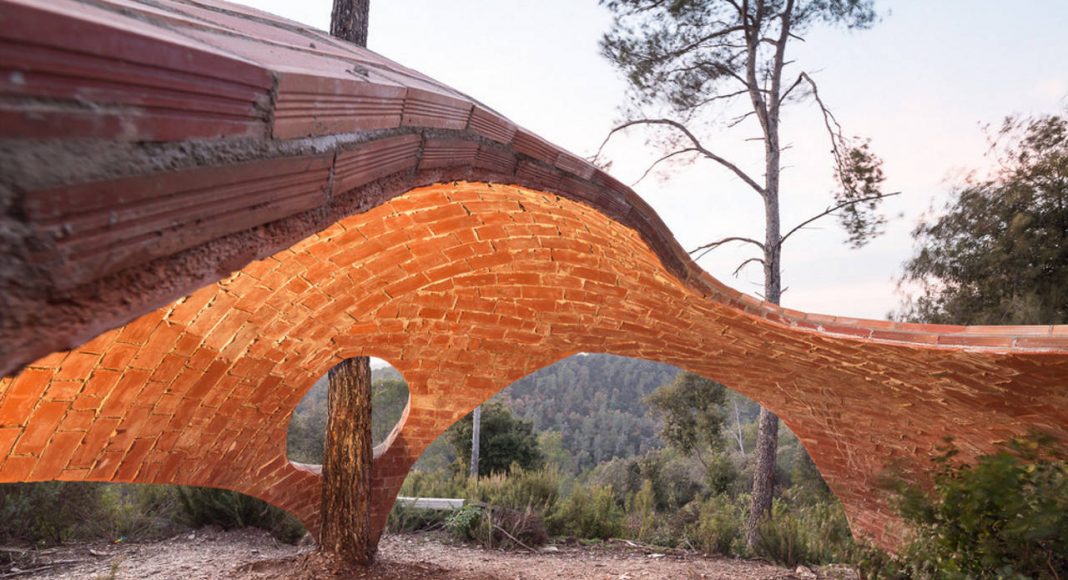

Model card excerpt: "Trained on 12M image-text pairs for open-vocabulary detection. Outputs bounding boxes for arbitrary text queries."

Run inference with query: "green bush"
[445,504,484,540]
[890,434,1068,578]
[398,467,466,499]
[0,482,182,545]
[466,464,560,514]
[692,494,746,555]
[0,482,107,545]
[753,500,854,567]
[87,485,183,542]
[624,479,656,542]
[548,484,624,539]
[479,505,549,549]
[176,487,305,544]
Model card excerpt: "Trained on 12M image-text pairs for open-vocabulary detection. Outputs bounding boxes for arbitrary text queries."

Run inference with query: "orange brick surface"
[1,0,1067,553]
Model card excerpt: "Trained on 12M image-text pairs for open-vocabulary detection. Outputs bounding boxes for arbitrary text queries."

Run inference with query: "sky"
[239,0,1067,320]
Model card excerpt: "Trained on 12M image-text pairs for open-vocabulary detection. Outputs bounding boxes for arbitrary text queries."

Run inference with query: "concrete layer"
[1,0,1067,550]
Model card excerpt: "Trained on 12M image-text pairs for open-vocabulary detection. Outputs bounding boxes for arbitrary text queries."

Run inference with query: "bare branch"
[780,73,806,102]
[727,110,759,128]
[690,236,764,261]
[733,257,765,277]
[779,191,901,247]
[692,88,752,108]
[801,71,846,165]
[595,118,767,198]
[631,148,699,186]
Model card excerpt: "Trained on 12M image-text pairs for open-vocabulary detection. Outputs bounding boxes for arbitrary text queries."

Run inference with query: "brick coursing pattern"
[1,0,1066,551]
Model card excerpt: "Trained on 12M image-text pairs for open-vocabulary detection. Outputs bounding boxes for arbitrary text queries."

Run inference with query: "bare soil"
[9,528,857,580]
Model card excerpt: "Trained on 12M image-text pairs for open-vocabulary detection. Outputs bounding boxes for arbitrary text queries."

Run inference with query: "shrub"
[548,484,624,539]
[87,485,183,542]
[477,505,549,549]
[0,482,107,545]
[466,464,560,514]
[399,468,465,499]
[891,434,1068,578]
[176,487,304,544]
[445,504,484,540]
[624,479,656,542]
[753,500,853,567]
[694,494,746,555]
[0,482,183,545]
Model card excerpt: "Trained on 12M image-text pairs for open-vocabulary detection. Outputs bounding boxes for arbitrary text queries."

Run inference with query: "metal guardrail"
[395,497,465,511]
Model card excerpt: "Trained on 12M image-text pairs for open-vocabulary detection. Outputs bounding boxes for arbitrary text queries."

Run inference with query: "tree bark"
[745,0,791,549]
[469,405,481,478]
[319,357,375,565]
[317,2,375,567]
[746,406,780,547]
[330,0,369,47]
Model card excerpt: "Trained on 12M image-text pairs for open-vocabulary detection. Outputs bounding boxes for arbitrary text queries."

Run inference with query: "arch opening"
[286,358,410,467]
[389,353,839,549]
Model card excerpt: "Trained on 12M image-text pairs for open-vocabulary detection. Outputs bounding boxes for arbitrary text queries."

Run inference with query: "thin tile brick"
[186,360,229,400]
[31,430,82,480]
[233,285,274,312]
[0,368,54,424]
[13,400,69,455]
[186,293,237,336]
[27,350,68,369]
[186,347,219,372]
[118,311,165,345]
[129,332,176,371]
[99,343,140,370]
[115,438,155,480]
[0,428,20,458]
[171,332,202,357]
[0,456,38,482]
[58,409,95,432]
[149,354,186,384]
[169,286,218,326]
[98,368,151,418]
[79,331,117,355]
[87,452,124,481]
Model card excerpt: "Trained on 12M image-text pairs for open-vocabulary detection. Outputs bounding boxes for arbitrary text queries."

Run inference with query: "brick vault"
[1,0,1066,549]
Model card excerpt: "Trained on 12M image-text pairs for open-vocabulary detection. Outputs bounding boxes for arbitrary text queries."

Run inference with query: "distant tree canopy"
[897,110,1068,325]
[503,354,679,471]
[644,371,727,461]
[446,401,543,477]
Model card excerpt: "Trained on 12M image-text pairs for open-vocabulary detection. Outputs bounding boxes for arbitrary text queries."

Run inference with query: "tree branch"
[733,257,766,277]
[778,191,901,247]
[801,71,848,173]
[631,148,699,186]
[690,236,765,261]
[595,118,767,198]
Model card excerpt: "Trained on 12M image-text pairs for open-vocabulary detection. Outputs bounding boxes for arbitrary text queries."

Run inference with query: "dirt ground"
[10,528,857,580]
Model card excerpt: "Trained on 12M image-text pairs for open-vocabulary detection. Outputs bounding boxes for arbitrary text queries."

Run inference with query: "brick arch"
[3,181,1067,549]
[1,0,1066,551]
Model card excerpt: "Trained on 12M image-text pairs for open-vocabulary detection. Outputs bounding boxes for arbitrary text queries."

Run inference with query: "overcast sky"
[239,0,1067,320]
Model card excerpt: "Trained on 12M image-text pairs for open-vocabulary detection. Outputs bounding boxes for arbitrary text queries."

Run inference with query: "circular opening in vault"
[286,357,409,465]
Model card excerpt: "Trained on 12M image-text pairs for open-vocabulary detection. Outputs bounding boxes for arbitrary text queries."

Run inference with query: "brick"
[0,6,1063,555]
[14,400,69,455]
[0,368,53,425]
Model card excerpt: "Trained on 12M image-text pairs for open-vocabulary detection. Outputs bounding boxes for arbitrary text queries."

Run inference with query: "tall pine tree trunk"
[330,0,369,47]
[320,357,374,565]
[746,86,784,549]
[319,0,374,566]
[469,405,481,478]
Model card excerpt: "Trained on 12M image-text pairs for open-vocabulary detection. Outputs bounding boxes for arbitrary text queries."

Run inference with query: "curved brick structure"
[1,0,1067,549]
